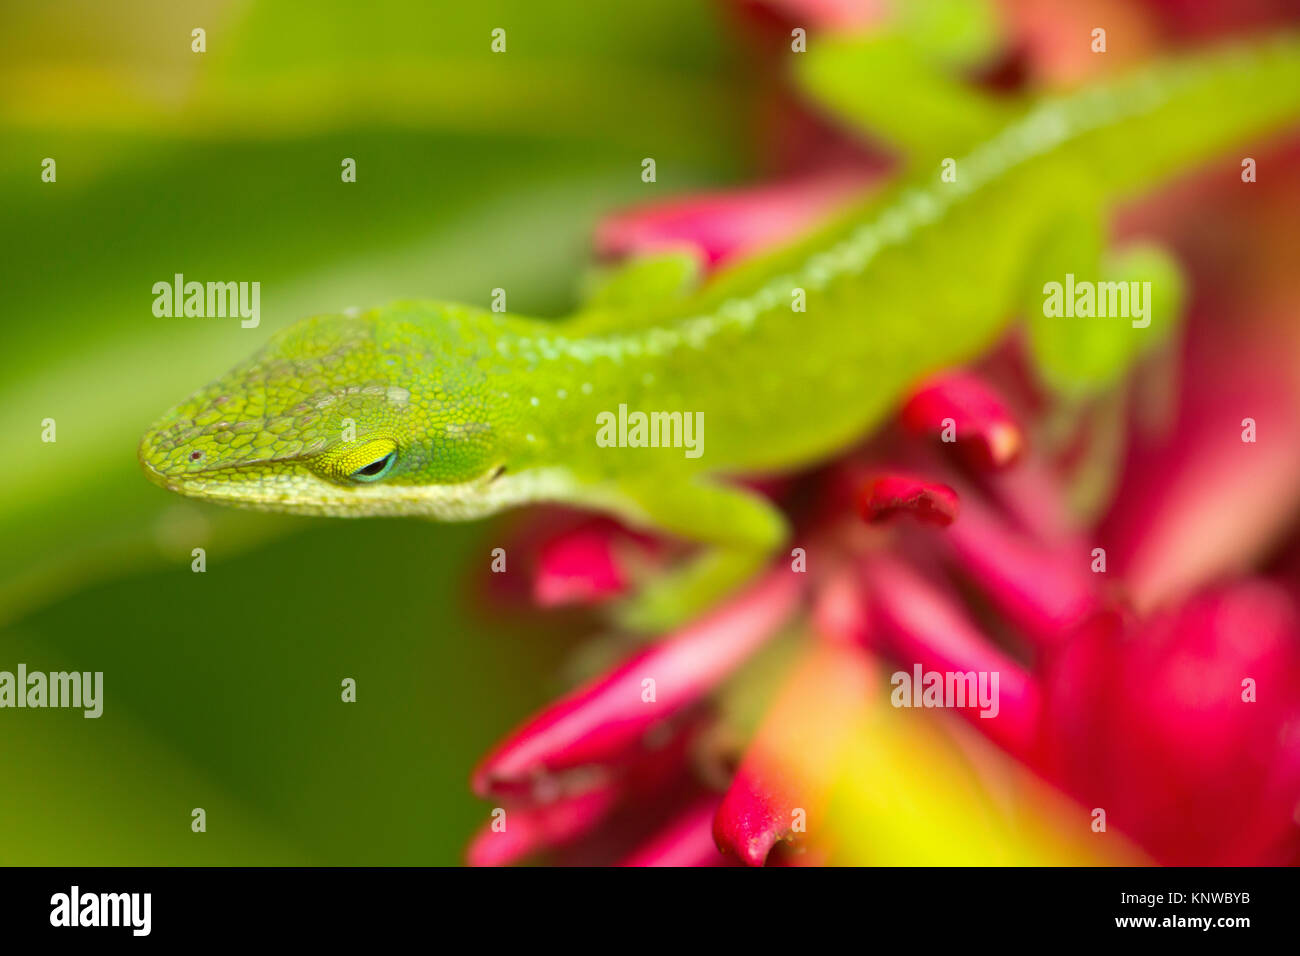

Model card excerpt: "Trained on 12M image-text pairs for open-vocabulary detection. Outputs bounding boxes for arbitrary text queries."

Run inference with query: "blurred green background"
[0,0,757,863]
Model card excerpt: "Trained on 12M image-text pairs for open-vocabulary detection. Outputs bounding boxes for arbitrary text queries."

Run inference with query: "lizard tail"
[1060,31,1300,202]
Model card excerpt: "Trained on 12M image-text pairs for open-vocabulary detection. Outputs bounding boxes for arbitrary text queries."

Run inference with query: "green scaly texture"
[139,29,1300,628]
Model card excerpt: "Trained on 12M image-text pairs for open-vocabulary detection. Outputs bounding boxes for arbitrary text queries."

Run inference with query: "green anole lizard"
[139,20,1300,629]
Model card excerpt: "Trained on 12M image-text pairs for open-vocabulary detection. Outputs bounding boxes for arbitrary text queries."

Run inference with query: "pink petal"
[862,555,1041,759]
[940,480,1100,647]
[857,472,959,526]
[472,570,804,796]
[594,170,874,269]
[976,448,1079,547]
[714,643,876,866]
[1100,306,1300,612]
[729,0,886,33]
[713,771,794,868]
[1041,581,1300,864]
[533,519,642,607]
[465,784,622,867]
[1004,0,1160,85]
[619,797,731,867]
[811,570,873,647]
[901,371,1024,470]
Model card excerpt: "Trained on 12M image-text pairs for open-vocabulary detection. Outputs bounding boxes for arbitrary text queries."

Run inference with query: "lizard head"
[138,305,523,518]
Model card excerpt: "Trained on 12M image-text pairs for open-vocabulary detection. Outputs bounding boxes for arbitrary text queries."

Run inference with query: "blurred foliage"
[0,0,754,863]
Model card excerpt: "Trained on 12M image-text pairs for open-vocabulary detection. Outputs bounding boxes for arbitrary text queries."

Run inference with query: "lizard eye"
[349,449,397,483]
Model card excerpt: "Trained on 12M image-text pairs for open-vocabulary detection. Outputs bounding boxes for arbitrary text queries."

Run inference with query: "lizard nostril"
[189,450,204,462]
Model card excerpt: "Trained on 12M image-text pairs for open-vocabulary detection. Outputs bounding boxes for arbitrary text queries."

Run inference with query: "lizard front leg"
[608,476,789,633]
[1018,192,1186,519]
[1021,199,1186,396]
[793,0,1012,162]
